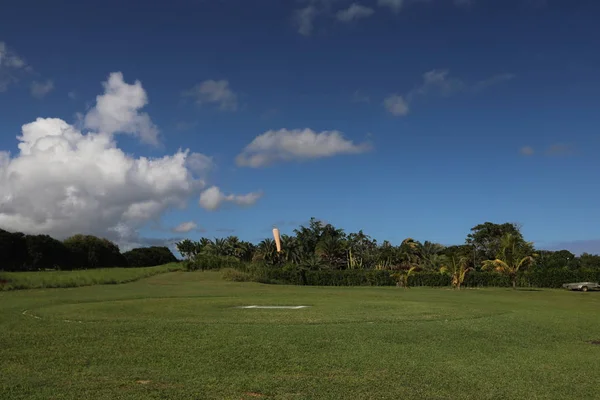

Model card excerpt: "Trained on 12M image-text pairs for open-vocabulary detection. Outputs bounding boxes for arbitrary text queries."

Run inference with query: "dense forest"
[0,229,177,271]
[176,219,600,288]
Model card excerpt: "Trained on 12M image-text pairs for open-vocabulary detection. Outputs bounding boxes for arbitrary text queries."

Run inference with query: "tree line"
[177,219,600,289]
[0,229,177,271]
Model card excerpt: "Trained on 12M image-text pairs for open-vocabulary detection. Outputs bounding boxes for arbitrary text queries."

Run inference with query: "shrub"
[123,246,178,267]
[185,254,244,271]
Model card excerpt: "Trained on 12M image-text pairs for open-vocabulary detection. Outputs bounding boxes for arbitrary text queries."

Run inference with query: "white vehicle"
[561,282,600,292]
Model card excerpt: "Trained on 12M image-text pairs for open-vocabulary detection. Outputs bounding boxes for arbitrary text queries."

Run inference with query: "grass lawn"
[1,271,599,399]
[0,263,184,290]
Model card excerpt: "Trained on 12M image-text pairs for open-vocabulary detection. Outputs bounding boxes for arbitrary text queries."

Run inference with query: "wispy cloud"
[377,0,404,13]
[545,143,575,157]
[236,128,372,168]
[407,69,466,100]
[518,144,576,157]
[336,3,375,22]
[519,146,534,156]
[294,5,319,36]
[175,121,198,131]
[383,94,409,116]
[472,73,516,93]
[199,186,263,211]
[384,69,515,117]
[0,41,29,92]
[352,90,370,103]
[172,221,199,233]
[183,79,238,111]
[30,80,54,99]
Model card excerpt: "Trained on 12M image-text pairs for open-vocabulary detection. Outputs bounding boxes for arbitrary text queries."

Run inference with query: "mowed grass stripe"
[1,271,599,400]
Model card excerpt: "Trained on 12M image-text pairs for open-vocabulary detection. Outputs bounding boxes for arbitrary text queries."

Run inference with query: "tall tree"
[466,222,523,268]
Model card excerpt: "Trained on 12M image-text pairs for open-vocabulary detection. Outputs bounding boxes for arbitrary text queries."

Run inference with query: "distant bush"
[185,254,244,271]
[123,246,177,267]
[221,268,253,282]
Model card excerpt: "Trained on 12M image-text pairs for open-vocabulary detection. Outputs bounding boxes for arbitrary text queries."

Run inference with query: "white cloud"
[336,3,374,22]
[30,80,54,99]
[184,79,238,111]
[236,128,371,167]
[0,117,201,244]
[378,0,404,13]
[84,72,159,145]
[294,5,319,36]
[172,221,198,233]
[0,71,258,248]
[0,41,28,92]
[383,94,409,116]
[199,186,263,211]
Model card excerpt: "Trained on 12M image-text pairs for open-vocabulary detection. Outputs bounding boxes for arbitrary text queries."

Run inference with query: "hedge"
[248,268,600,288]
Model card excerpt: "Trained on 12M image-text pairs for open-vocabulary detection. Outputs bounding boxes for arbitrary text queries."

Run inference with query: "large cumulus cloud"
[0,72,260,247]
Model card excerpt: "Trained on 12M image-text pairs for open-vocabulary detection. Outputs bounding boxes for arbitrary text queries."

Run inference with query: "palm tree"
[280,234,301,264]
[481,233,537,289]
[398,238,421,268]
[237,241,255,262]
[391,266,417,288]
[175,239,195,260]
[197,238,213,255]
[210,238,230,257]
[253,239,279,265]
[421,241,446,270]
[440,256,472,289]
[299,254,325,271]
[425,253,450,272]
[315,235,347,269]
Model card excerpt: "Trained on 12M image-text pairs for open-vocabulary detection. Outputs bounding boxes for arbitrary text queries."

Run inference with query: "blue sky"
[1,0,599,253]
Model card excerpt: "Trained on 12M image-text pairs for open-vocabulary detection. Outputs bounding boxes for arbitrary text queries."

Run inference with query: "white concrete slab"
[237,305,310,309]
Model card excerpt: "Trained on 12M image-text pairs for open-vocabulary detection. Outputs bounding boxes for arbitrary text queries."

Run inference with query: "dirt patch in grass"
[243,392,266,398]
[587,340,600,345]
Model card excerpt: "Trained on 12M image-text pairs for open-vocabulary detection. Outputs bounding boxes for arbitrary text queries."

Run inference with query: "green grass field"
[0,263,183,290]
[1,271,599,399]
